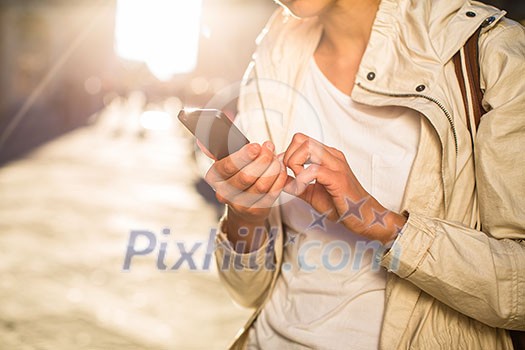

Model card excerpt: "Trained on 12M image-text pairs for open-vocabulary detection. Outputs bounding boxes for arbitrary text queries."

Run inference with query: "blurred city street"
[1,1,523,350]
[0,96,250,350]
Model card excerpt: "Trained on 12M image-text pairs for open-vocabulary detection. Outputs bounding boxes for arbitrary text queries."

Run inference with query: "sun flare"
[115,0,203,80]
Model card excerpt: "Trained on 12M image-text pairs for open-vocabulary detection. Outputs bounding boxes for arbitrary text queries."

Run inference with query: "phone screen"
[178,109,250,160]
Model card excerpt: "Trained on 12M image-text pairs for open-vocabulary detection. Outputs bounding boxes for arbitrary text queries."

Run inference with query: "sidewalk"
[0,97,250,349]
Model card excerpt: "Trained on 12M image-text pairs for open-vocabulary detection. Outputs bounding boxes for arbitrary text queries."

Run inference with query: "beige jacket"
[215,0,525,348]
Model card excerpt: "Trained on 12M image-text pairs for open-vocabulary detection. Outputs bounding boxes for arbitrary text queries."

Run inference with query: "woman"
[206,0,525,348]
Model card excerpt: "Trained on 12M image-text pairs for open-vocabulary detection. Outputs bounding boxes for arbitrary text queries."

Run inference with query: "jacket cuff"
[381,212,437,277]
[215,223,271,271]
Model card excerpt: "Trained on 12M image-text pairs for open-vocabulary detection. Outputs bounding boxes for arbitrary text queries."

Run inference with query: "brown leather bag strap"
[452,26,485,134]
[454,26,525,350]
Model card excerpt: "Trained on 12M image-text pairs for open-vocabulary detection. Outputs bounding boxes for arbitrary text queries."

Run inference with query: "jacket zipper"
[356,84,458,154]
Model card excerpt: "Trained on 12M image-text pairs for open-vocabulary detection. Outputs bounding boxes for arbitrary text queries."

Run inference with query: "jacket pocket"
[371,153,409,213]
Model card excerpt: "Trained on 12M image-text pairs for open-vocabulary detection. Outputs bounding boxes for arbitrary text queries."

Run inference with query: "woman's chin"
[276,0,331,19]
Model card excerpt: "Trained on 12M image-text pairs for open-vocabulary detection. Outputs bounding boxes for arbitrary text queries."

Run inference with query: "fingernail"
[264,141,275,152]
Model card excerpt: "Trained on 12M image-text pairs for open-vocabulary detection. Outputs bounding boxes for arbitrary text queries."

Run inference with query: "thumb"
[283,175,310,202]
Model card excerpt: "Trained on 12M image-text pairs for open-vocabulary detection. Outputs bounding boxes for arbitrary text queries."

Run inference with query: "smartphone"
[177,108,250,160]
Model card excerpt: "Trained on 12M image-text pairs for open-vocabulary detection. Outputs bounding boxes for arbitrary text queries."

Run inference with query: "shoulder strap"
[454,26,525,350]
[452,26,486,135]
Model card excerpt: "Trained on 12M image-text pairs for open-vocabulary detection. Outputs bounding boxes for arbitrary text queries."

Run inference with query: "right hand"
[204,141,288,225]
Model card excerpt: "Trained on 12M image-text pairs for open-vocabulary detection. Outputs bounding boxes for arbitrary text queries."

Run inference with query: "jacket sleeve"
[213,13,285,307]
[214,206,282,309]
[382,20,525,330]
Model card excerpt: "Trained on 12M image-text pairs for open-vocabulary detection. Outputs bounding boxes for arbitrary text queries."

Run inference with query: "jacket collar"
[257,0,505,75]
[254,0,505,110]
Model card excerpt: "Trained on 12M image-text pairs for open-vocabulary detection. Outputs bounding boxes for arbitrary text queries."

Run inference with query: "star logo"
[338,197,367,223]
[307,209,331,231]
[285,232,299,246]
[369,208,388,228]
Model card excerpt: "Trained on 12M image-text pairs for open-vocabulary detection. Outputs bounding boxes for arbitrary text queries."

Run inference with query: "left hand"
[282,133,406,244]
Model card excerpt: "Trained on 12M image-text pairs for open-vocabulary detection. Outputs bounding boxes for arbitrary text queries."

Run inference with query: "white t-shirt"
[247,58,421,349]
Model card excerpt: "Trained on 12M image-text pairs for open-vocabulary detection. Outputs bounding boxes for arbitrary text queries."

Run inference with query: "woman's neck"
[313,0,381,96]
[317,0,380,57]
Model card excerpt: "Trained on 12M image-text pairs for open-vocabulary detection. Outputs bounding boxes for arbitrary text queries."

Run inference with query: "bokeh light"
[139,110,172,131]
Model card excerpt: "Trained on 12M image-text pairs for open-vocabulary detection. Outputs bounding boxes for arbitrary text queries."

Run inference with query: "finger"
[283,133,336,164]
[206,143,261,184]
[215,191,227,204]
[227,144,277,189]
[225,152,283,207]
[283,133,309,169]
[196,140,216,160]
[286,141,339,177]
[263,140,275,153]
[284,164,333,196]
[249,156,282,195]
[283,174,298,194]
[251,162,289,209]
[249,154,286,198]
[213,145,276,206]
[284,140,308,177]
